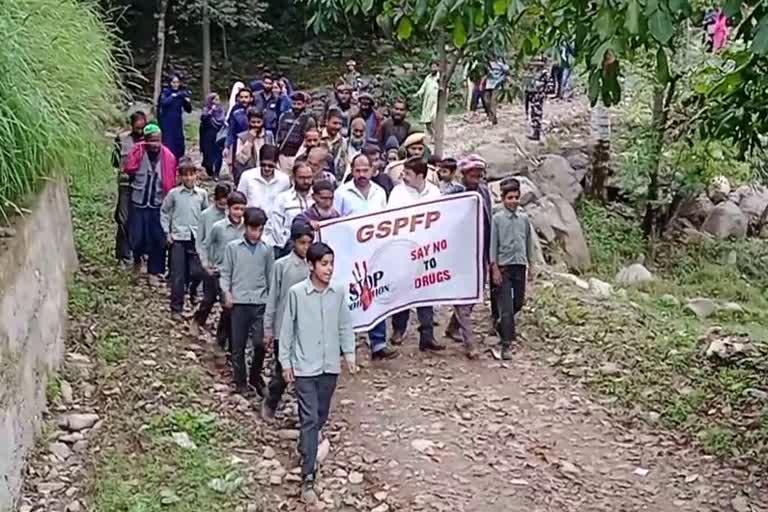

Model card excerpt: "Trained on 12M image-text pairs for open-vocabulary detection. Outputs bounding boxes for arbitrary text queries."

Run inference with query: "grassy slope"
[529,201,768,462]
[68,168,262,511]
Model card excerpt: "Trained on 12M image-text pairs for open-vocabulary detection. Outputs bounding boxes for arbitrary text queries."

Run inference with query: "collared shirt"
[195,204,226,261]
[264,187,314,248]
[265,251,309,337]
[385,160,440,187]
[387,182,441,208]
[334,180,388,217]
[203,217,244,268]
[278,279,355,377]
[237,168,291,212]
[160,185,208,241]
[219,237,274,304]
[490,207,534,266]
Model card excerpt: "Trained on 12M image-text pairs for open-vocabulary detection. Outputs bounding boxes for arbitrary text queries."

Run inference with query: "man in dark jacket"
[276,92,317,170]
[356,93,383,142]
[253,73,291,134]
[378,98,411,148]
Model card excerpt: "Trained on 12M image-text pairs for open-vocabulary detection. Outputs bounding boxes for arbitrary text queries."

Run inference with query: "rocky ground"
[15,100,767,512]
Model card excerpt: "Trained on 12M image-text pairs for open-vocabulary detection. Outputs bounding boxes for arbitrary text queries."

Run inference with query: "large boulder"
[679,193,715,227]
[729,184,768,225]
[701,201,748,240]
[525,195,591,272]
[531,155,583,205]
[474,143,529,181]
[615,263,654,285]
[488,176,541,206]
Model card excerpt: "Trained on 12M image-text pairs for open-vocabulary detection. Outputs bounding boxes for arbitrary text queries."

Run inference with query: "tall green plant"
[0,0,119,220]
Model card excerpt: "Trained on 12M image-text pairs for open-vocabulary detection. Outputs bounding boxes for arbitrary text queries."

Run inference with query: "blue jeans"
[369,321,387,352]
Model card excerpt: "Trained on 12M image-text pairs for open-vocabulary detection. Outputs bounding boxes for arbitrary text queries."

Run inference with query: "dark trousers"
[296,373,338,477]
[115,185,132,261]
[470,87,487,112]
[482,89,498,124]
[525,91,544,138]
[129,206,166,275]
[495,265,527,346]
[202,144,224,178]
[392,307,434,347]
[169,240,203,312]
[265,339,287,410]
[194,272,231,347]
[230,304,266,387]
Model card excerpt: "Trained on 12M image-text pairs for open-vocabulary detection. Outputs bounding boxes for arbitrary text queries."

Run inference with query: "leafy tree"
[304,0,518,156]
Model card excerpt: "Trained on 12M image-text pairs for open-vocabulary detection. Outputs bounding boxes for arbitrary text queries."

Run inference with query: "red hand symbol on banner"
[352,261,374,311]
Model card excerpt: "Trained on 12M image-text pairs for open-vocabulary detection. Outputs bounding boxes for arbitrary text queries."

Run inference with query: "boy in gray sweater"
[279,242,357,504]
[262,222,314,420]
[220,207,274,395]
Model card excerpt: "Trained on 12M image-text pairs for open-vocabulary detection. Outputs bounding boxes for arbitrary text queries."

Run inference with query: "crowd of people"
[112,61,537,505]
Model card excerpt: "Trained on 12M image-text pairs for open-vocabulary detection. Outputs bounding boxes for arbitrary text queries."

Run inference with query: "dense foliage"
[0,0,118,220]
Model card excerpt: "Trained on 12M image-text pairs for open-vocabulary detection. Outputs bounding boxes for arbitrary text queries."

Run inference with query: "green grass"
[0,0,119,220]
[578,200,645,278]
[149,409,218,446]
[45,374,61,403]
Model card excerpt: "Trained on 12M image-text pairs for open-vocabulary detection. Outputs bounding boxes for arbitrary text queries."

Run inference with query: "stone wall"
[0,179,77,510]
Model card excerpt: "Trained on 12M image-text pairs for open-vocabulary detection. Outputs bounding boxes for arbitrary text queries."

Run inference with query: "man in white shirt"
[334,154,398,360]
[387,157,446,352]
[265,161,314,256]
[237,144,291,215]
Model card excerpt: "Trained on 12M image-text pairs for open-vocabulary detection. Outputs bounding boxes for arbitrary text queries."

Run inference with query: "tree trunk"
[642,79,676,257]
[432,39,463,158]
[152,0,170,110]
[588,101,611,200]
[222,25,229,62]
[201,0,211,98]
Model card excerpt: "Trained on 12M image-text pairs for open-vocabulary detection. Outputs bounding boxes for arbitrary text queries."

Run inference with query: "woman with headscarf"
[226,81,246,121]
[199,93,226,180]
[157,74,192,159]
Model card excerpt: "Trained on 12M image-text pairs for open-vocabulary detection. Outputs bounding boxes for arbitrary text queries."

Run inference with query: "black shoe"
[501,346,513,360]
[261,400,276,420]
[527,132,541,141]
[372,346,399,360]
[249,376,267,398]
[420,339,446,352]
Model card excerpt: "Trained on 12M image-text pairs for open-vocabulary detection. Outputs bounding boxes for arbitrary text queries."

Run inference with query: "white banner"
[318,192,484,331]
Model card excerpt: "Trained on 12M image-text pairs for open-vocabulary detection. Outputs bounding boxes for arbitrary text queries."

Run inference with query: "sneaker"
[389,331,405,346]
[371,346,399,360]
[261,401,276,421]
[501,346,513,360]
[419,339,446,352]
[302,476,318,505]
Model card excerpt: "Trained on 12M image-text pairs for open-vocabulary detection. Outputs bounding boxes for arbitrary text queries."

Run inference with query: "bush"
[0,0,118,220]
[578,200,645,276]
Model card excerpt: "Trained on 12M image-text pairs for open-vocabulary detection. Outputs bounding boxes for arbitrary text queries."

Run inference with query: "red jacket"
[123,142,177,196]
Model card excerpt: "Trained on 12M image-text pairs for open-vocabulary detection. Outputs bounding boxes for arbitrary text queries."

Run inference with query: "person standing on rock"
[194,191,247,351]
[276,91,317,171]
[524,58,549,141]
[112,110,147,265]
[220,207,274,396]
[416,62,440,136]
[262,222,314,421]
[378,97,411,148]
[157,74,192,159]
[387,157,446,353]
[199,93,226,181]
[334,154,398,360]
[483,56,509,125]
[490,179,536,360]
[278,241,357,505]
[160,159,208,318]
[123,123,177,287]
